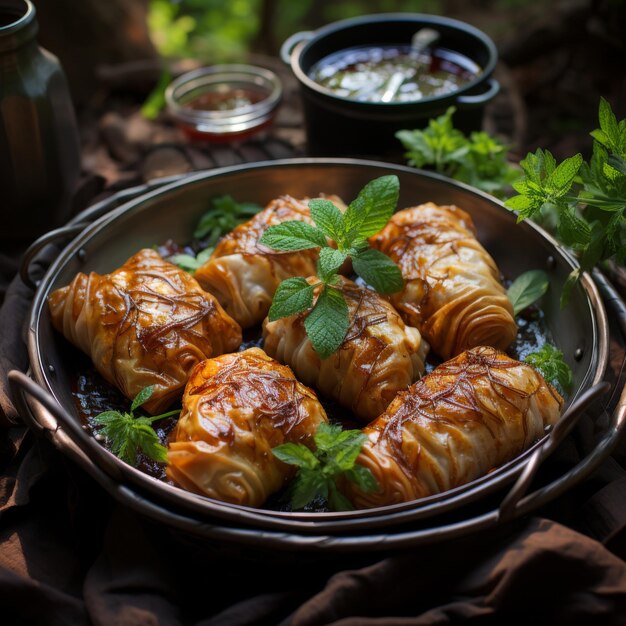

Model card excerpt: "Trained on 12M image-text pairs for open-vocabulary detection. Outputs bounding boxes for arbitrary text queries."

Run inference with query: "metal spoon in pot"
[380,28,440,103]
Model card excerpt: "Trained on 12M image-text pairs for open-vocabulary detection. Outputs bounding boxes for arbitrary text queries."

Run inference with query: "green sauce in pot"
[309,45,481,103]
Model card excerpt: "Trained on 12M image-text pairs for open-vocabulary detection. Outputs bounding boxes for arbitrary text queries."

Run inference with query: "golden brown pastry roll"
[195,194,344,329]
[369,203,517,360]
[48,248,241,415]
[263,276,428,422]
[166,348,328,507]
[346,346,563,509]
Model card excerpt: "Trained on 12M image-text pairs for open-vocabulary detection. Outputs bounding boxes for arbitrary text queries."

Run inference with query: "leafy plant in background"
[505,98,626,304]
[396,107,519,198]
[148,0,260,62]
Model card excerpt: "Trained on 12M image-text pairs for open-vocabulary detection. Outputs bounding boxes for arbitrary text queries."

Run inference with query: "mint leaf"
[259,221,327,251]
[548,154,583,196]
[309,198,344,241]
[92,388,176,467]
[268,277,315,321]
[525,343,573,392]
[131,386,154,413]
[317,248,347,282]
[273,422,377,511]
[352,248,404,294]
[343,175,399,239]
[134,419,168,463]
[272,443,319,469]
[291,469,329,510]
[327,431,367,472]
[507,270,550,316]
[170,247,214,274]
[194,195,261,239]
[328,481,354,511]
[345,464,378,493]
[313,423,344,451]
[170,254,202,273]
[304,286,350,359]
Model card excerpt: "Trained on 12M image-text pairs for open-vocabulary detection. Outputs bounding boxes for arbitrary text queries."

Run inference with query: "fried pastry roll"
[166,348,328,506]
[345,346,563,509]
[195,194,344,329]
[48,249,242,415]
[263,276,428,422]
[369,203,517,360]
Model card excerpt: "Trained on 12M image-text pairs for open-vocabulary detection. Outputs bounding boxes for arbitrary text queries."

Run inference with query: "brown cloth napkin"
[1,251,626,625]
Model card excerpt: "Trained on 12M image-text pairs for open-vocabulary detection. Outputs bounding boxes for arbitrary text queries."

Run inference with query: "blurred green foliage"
[149,0,261,61]
[148,0,448,61]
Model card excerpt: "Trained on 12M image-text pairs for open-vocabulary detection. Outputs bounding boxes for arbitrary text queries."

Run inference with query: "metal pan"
[10,159,619,543]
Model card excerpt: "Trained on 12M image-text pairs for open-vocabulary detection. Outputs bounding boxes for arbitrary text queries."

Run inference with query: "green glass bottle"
[0,0,80,242]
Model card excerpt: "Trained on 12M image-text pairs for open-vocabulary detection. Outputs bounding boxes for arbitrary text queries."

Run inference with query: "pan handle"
[498,380,617,522]
[19,173,192,291]
[20,222,91,290]
[8,370,125,481]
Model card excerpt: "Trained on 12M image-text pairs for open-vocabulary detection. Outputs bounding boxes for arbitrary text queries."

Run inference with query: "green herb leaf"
[304,286,350,359]
[170,254,201,273]
[272,442,319,469]
[328,481,354,511]
[272,422,377,511]
[345,464,379,493]
[343,175,399,239]
[194,195,261,240]
[131,386,154,413]
[397,107,519,198]
[317,247,347,282]
[325,430,367,472]
[290,469,329,510]
[309,198,345,241]
[525,343,573,392]
[133,418,169,463]
[268,277,315,321]
[92,386,176,466]
[259,221,327,251]
[507,270,550,316]
[313,422,345,451]
[261,177,413,358]
[352,248,404,294]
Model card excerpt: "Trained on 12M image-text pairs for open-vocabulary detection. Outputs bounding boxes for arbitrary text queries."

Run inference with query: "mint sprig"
[507,270,550,316]
[92,386,179,466]
[505,98,626,306]
[524,344,573,393]
[272,423,378,511]
[170,194,262,274]
[260,176,404,359]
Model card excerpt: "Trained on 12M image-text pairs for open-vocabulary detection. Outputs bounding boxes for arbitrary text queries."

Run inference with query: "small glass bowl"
[165,64,282,143]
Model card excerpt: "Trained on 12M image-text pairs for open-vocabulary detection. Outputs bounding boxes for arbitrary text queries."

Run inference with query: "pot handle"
[498,380,612,521]
[8,370,125,481]
[280,31,314,65]
[455,77,500,107]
